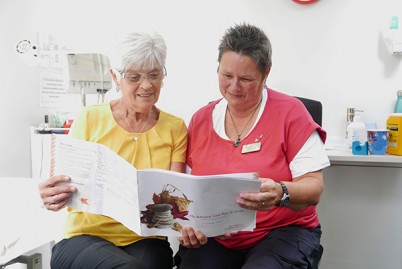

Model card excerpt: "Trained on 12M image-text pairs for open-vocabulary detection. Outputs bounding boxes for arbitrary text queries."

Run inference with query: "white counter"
[327,148,402,168]
[319,149,402,269]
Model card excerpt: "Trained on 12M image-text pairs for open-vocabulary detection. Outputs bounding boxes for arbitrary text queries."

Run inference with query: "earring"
[116,85,120,92]
[161,82,164,88]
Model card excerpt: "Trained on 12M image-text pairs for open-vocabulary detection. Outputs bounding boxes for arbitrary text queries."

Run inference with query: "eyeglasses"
[119,67,167,84]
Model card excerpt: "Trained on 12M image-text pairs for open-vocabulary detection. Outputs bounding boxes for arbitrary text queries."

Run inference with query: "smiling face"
[113,68,164,113]
[218,51,269,110]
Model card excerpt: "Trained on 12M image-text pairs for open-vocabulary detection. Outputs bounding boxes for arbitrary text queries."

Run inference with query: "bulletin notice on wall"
[39,71,66,107]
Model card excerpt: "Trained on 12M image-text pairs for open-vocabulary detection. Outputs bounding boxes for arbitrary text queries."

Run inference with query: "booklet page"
[51,136,261,237]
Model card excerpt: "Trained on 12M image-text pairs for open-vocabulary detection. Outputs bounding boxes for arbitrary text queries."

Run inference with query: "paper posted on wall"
[50,135,261,237]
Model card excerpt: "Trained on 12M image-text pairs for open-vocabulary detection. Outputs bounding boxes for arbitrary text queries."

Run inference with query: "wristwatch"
[278,181,290,206]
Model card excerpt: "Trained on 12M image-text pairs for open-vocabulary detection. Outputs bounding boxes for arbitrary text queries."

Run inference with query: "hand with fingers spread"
[38,175,76,211]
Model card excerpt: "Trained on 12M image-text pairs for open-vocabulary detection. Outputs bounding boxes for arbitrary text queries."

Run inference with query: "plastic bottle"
[386,113,402,155]
[347,113,368,155]
[394,90,402,113]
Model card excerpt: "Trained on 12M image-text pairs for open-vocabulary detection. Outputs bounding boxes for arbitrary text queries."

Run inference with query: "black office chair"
[295,96,322,127]
[295,96,324,269]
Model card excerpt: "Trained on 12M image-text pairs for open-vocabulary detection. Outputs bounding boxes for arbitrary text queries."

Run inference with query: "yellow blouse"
[64,102,187,246]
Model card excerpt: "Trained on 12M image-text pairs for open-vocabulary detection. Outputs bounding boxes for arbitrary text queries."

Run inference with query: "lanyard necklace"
[227,99,262,147]
[120,99,151,141]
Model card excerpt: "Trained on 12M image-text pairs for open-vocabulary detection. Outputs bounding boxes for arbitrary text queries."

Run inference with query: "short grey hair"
[114,32,167,72]
[218,23,272,76]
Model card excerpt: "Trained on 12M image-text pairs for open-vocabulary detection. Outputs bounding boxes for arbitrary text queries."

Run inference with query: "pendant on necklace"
[234,137,241,147]
[133,136,138,141]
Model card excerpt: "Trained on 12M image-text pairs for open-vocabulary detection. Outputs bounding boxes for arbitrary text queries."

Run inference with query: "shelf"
[32,126,70,134]
[327,149,402,168]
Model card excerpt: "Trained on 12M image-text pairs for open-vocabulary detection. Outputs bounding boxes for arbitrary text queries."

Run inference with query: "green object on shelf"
[390,16,398,30]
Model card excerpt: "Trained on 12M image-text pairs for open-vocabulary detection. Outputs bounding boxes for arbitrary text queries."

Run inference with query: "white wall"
[1,1,402,172]
[2,1,402,268]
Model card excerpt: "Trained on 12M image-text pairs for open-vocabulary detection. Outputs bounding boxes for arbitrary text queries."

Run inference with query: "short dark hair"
[218,23,272,76]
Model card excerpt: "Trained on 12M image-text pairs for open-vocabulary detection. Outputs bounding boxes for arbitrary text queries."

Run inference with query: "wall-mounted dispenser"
[382,16,402,55]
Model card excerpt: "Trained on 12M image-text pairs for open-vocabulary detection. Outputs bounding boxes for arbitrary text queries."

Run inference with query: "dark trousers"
[51,235,173,269]
[175,225,322,269]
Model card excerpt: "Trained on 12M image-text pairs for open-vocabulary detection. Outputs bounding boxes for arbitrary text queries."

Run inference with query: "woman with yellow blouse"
[38,32,187,269]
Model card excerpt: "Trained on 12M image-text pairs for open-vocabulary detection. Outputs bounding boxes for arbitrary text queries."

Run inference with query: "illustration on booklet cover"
[141,184,193,232]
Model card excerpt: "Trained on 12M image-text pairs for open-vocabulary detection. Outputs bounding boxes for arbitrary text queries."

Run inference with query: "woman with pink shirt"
[175,23,330,269]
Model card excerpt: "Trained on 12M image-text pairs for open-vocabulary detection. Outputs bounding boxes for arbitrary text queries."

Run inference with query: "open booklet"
[50,135,261,237]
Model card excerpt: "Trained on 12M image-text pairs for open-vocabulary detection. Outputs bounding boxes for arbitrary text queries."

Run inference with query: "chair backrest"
[295,97,322,127]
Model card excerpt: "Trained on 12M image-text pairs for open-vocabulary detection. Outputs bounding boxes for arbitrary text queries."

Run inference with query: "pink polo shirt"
[187,88,326,250]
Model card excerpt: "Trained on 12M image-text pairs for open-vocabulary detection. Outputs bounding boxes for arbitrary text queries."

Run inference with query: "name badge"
[241,142,261,154]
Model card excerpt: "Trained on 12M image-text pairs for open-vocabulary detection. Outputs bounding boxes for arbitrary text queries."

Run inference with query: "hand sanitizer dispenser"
[382,16,402,54]
[347,113,368,155]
